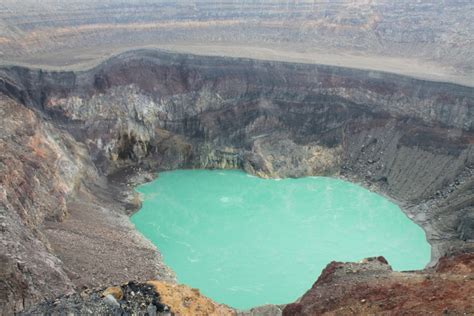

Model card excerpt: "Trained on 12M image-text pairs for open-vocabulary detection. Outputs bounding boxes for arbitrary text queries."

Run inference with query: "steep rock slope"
[1,50,473,313]
[1,96,80,312]
[0,90,174,314]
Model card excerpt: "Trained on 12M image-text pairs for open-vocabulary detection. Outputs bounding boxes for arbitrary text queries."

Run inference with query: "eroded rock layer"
[0,50,473,314]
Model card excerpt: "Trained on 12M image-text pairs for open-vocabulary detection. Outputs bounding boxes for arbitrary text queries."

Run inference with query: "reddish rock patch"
[283,254,474,315]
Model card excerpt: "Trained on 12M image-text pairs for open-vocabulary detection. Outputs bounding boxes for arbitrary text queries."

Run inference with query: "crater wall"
[1,50,472,313]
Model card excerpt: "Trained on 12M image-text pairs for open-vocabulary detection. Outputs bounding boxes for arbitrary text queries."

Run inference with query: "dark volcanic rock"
[20,281,170,316]
[459,213,474,242]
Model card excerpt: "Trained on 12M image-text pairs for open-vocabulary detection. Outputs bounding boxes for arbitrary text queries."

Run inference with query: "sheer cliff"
[1,50,473,314]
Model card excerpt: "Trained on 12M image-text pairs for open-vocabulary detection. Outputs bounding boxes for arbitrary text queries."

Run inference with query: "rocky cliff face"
[1,50,473,314]
[1,95,80,312]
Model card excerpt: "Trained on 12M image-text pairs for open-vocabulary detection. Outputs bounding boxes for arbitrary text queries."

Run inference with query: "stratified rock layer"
[0,0,473,86]
[0,50,473,314]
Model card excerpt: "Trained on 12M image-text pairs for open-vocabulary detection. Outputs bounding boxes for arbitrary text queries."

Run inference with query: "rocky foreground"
[19,254,474,315]
[21,281,234,316]
[284,254,474,315]
[1,50,473,314]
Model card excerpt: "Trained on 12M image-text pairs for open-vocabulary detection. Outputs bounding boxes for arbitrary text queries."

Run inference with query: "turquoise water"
[131,169,430,309]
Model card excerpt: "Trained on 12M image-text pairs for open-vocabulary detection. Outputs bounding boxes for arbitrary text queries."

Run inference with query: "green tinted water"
[131,169,430,309]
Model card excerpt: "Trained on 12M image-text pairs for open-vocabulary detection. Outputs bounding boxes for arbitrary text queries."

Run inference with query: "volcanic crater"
[1,49,473,315]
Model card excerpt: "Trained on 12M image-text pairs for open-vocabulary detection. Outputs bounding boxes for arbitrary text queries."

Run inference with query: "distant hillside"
[0,0,472,86]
